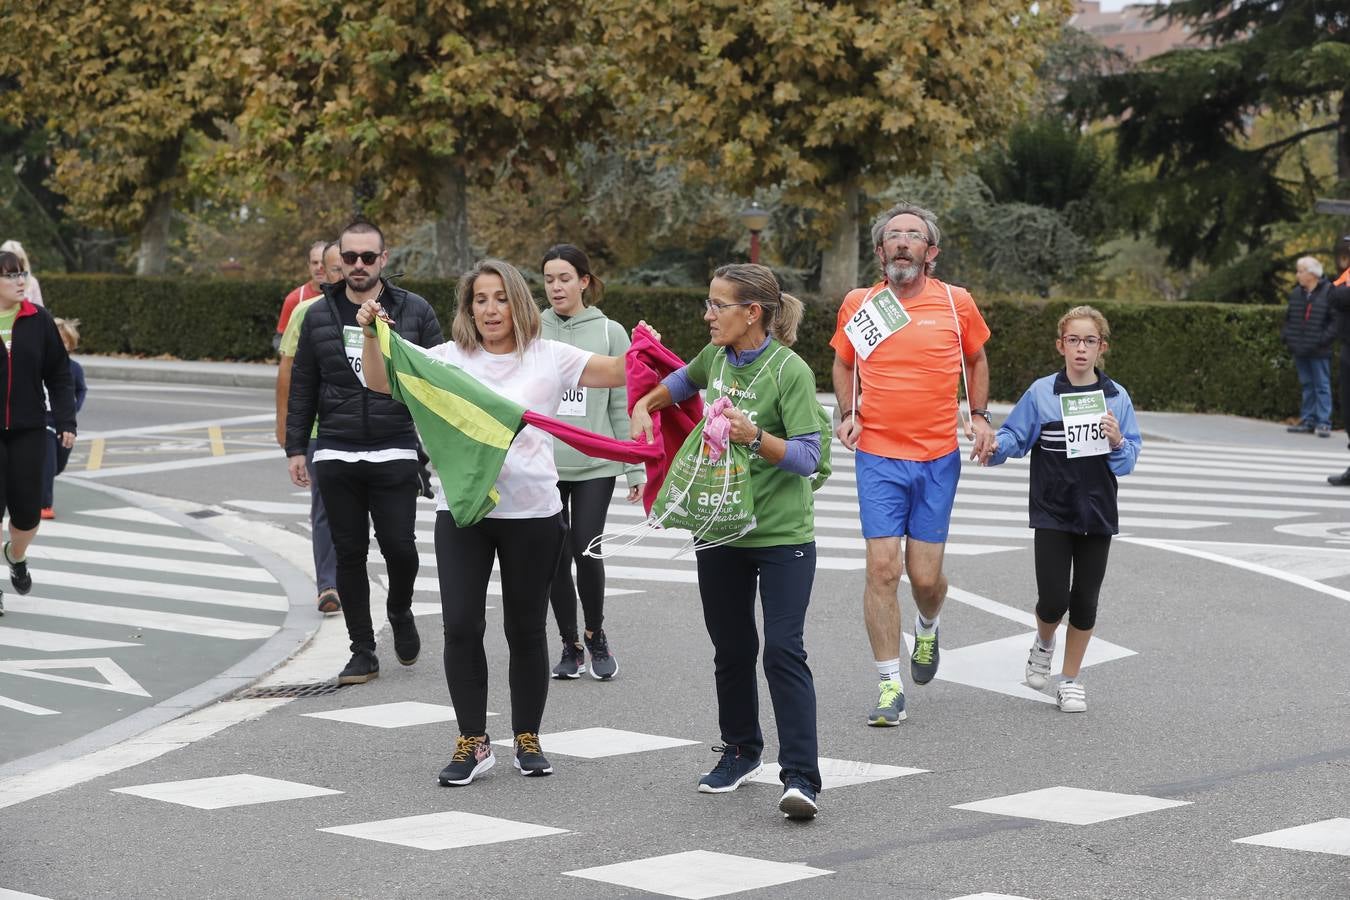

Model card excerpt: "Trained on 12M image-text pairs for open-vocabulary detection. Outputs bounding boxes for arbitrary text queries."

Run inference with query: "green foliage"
[43,276,1302,419]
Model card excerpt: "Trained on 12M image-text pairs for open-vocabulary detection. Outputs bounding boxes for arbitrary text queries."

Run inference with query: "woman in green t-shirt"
[630,263,824,821]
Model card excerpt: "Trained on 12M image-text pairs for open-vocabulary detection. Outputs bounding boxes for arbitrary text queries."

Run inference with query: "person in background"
[539,244,643,681]
[1281,256,1335,438]
[1325,237,1350,485]
[275,240,327,352]
[40,318,87,519]
[0,249,74,616]
[275,240,342,613]
[0,241,43,308]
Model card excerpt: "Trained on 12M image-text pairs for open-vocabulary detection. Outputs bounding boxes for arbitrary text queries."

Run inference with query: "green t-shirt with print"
[685,339,820,548]
[0,305,18,350]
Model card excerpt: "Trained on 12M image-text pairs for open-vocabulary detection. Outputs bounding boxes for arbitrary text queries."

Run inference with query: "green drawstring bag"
[649,420,756,546]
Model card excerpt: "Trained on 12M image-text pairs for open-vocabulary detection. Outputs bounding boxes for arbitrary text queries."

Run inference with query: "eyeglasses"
[340,251,381,266]
[883,230,928,244]
[704,299,754,315]
[1061,335,1101,348]
[0,271,29,283]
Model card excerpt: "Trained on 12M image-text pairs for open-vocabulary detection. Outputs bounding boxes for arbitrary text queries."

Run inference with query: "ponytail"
[711,263,802,347]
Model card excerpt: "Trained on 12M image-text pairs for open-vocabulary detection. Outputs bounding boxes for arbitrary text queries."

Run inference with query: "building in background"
[1071,2,1199,61]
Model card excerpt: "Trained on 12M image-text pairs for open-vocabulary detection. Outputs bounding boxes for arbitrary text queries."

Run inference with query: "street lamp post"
[740,203,770,265]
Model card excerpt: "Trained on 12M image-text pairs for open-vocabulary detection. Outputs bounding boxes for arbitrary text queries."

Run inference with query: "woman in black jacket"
[1282,256,1336,437]
[0,249,75,615]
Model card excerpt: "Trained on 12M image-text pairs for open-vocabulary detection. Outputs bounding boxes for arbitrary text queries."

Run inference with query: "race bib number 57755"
[843,288,911,361]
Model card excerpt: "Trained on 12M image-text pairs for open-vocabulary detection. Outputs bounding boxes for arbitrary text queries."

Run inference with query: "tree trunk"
[819,188,862,303]
[1338,89,1350,185]
[432,164,473,278]
[135,189,174,275]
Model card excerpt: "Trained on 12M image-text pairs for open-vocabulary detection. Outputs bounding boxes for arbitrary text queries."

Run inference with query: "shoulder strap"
[943,281,973,435]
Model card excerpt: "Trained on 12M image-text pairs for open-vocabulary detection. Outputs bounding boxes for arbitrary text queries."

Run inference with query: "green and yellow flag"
[375,320,526,526]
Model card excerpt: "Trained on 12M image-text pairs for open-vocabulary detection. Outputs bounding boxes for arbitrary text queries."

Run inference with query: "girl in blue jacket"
[985,305,1141,713]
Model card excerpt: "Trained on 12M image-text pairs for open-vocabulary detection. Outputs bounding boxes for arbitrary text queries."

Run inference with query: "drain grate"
[187,509,222,519]
[234,682,345,699]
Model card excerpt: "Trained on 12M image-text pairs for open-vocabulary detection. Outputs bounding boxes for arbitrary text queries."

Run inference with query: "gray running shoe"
[868,680,907,726]
[584,629,618,680]
[910,627,939,685]
[552,640,586,679]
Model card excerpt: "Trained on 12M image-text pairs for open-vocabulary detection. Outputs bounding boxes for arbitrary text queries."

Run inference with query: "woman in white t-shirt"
[357,258,633,788]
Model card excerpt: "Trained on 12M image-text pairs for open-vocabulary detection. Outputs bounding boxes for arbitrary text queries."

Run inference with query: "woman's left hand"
[58,431,75,449]
[720,406,758,445]
[626,485,643,504]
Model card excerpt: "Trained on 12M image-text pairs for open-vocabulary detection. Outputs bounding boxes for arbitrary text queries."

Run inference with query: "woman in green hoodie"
[540,244,644,681]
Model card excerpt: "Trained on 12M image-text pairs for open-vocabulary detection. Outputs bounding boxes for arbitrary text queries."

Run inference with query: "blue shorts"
[855,449,961,543]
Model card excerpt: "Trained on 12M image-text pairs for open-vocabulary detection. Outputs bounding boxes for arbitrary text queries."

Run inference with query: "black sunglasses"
[340,251,381,265]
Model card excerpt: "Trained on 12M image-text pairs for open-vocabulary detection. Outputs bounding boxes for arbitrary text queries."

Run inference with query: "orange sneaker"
[40,508,55,520]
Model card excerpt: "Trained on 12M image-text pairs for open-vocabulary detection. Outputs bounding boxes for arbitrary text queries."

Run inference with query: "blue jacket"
[988,369,1141,535]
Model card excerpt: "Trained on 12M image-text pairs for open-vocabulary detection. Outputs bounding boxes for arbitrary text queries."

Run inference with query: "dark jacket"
[285,280,443,456]
[1,301,75,434]
[1282,278,1336,358]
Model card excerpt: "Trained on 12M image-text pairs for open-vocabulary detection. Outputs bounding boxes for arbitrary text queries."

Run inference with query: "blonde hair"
[452,258,540,354]
[53,317,81,351]
[711,263,804,347]
[1058,305,1110,352]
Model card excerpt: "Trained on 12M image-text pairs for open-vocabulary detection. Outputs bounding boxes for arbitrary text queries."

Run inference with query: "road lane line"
[208,425,225,456]
[3,596,279,640]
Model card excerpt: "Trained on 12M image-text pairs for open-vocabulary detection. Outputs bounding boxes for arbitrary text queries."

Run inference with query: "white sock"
[1035,634,1055,651]
[915,614,938,637]
[875,658,902,684]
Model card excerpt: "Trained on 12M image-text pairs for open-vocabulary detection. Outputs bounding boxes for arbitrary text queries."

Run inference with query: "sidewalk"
[83,352,1350,454]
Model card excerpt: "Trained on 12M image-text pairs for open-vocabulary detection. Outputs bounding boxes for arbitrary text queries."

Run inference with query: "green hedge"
[42,275,1301,419]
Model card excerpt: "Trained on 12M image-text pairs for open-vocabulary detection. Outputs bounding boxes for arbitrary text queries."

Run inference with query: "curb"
[0,480,321,780]
[77,356,278,390]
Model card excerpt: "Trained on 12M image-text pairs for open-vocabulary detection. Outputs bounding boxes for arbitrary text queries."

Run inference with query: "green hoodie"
[540,305,644,488]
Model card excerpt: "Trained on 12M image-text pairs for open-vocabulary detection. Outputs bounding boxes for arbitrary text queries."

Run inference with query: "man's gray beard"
[885,260,921,287]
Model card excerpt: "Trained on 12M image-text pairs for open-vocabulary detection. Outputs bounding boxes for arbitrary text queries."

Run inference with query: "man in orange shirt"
[274,241,328,352]
[830,202,996,727]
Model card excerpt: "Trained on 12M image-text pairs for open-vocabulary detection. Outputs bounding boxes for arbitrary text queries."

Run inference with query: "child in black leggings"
[984,305,1141,713]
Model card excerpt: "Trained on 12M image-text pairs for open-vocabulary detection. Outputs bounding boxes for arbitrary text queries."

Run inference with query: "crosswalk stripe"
[3,596,278,641]
[74,507,181,527]
[0,627,139,652]
[27,545,276,584]
[38,522,243,556]
[32,569,285,612]
[952,477,1350,509]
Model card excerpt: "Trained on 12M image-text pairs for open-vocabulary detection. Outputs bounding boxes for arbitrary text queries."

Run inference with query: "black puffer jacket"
[285,280,443,456]
[1282,278,1336,358]
[0,301,75,433]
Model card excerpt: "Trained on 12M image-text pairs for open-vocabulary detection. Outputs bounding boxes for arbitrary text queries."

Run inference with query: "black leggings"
[436,511,565,738]
[1033,529,1112,631]
[315,458,420,653]
[550,477,616,641]
[1,428,48,531]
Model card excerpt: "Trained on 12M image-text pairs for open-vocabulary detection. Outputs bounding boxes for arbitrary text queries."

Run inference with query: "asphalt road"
[2,374,1349,899]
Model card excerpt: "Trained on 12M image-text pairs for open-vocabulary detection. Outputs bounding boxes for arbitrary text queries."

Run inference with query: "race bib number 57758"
[1061,390,1110,458]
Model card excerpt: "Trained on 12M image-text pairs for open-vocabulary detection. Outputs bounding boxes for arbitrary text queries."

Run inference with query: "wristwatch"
[970,408,992,425]
[747,427,764,456]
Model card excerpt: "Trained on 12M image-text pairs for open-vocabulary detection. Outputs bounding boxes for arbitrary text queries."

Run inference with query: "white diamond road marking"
[303,701,496,729]
[319,811,566,850]
[490,727,699,758]
[750,757,928,789]
[566,850,832,899]
[113,774,341,809]
[952,786,1191,825]
[0,889,57,899]
[0,657,149,697]
[1234,818,1350,857]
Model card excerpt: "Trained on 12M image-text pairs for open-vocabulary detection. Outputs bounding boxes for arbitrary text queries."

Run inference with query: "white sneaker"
[1056,680,1087,713]
[1025,642,1053,689]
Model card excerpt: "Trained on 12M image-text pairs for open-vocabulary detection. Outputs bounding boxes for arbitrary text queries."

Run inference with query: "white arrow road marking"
[0,657,150,697]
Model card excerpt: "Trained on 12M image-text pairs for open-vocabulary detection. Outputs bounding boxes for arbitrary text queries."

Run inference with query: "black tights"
[550,477,616,642]
[1033,529,1111,631]
[436,511,565,738]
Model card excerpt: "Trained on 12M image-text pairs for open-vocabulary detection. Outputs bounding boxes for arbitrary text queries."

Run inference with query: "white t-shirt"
[425,338,592,519]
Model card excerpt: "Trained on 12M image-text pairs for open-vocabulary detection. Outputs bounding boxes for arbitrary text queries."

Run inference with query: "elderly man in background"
[1282,256,1336,438]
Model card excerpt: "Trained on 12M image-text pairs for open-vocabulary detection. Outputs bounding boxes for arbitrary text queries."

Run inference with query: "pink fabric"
[522,411,662,465]
[702,396,733,463]
[625,328,704,513]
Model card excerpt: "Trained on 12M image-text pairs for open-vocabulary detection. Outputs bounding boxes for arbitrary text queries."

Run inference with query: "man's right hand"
[836,416,862,451]
[288,454,309,487]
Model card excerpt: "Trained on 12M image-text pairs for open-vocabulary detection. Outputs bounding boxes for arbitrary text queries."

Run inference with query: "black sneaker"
[552,639,586,679]
[697,744,762,793]
[584,629,618,680]
[1330,468,1350,487]
[779,775,819,821]
[910,626,939,685]
[338,649,379,684]
[439,735,495,786]
[513,732,554,776]
[389,612,420,666]
[5,542,31,595]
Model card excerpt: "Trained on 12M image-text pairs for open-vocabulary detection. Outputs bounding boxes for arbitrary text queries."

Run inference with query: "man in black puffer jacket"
[285,220,443,683]
[1281,256,1337,437]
